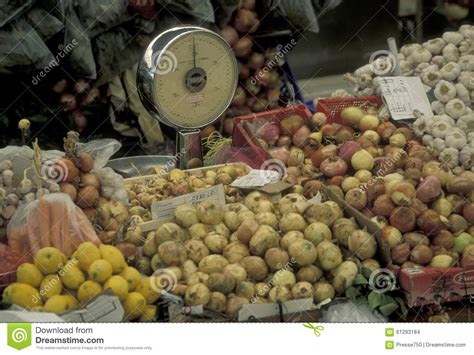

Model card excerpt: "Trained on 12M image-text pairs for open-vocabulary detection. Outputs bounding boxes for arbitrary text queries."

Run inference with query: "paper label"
[231,169,281,188]
[379,76,433,120]
[151,184,226,220]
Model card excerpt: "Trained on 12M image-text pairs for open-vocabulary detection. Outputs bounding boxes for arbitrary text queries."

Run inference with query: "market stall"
[0,1,474,325]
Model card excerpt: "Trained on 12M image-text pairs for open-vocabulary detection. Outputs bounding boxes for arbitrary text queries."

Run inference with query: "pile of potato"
[132,190,381,319]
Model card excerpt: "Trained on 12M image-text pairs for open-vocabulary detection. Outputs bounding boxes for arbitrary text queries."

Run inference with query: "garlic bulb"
[445,98,466,119]
[459,146,474,169]
[445,129,467,149]
[439,147,459,168]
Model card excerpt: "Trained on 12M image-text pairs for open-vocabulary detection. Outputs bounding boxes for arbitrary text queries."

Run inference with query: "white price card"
[379,76,433,120]
[231,169,281,188]
[151,184,226,220]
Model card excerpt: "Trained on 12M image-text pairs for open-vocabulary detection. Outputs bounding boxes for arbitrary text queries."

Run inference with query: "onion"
[248,52,265,70]
[359,115,379,131]
[447,175,474,196]
[405,157,423,170]
[320,124,337,137]
[239,64,250,80]
[389,133,407,148]
[403,232,429,248]
[320,157,348,177]
[328,176,344,186]
[384,173,404,194]
[463,203,474,224]
[60,93,77,112]
[366,179,385,206]
[74,78,90,94]
[276,135,291,148]
[357,137,375,149]
[60,182,78,201]
[258,123,280,146]
[416,209,446,236]
[332,218,358,247]
[354,170,372,183]
[351,149,374,171]
[410,245,433,266]
[390,207,416,233]
[311,144,337,168]
[341,107,364,127]
[446,194,465,214]
[345,188,367,210]
[431,198,453,217]
[373,194,395,217]
[430,255,453,268]
[391,243,411,265]
[361,130,380,146]
[381,226,402,248]
[448,214,468,234]
[288,147,304,166]
[394,127,413,141]
[80,173,101,190]
[408,145,432,162]
[335,126,354,144]
[432,230,454,249]
[232,86,246,106]
[421,161,453,186]
[234,9,259,33]
[404,168,421,183]
[348,230,377,260]
[76,186,100,208]
[410,198,428,217]
[233,36,253,57]
[74,152,94,173]
[303,180,321,198]
[376,121,397,142]
[52,78,68,93]
[280,115,304,135]
[269,147,290,165]
[311,112,327,127]
[361,207,375,219]
[339,141,361,163]
[390,181,416,206]
[292,125,311,148]
[341,177,361,192]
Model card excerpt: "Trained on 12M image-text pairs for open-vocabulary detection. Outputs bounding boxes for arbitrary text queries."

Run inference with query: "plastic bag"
[322,300,387,322]
[76,139,121,170]
[7,193,100,259]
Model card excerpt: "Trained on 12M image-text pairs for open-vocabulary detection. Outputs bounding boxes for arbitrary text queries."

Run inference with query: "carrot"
[8,225,30,259]
[27,219,41,256]
[48,199,64,250]
[60,205,74,256]
[38,198,51,248]
[75,208,100,244]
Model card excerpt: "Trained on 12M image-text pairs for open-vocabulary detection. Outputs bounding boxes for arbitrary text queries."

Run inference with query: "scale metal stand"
[137,26,238,169]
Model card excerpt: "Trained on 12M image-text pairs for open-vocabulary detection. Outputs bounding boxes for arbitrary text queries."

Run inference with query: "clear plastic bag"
[76,139,121,170]
[322,300,387,323]
[7,193,100,259]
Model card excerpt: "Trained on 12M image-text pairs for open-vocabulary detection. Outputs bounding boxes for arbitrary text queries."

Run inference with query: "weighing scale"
[137,26,238,169]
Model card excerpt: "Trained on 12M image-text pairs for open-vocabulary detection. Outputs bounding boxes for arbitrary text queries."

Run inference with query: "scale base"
[176,130,203,169]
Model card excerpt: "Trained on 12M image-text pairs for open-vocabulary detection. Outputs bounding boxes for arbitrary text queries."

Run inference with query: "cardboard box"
[399,258,474,307]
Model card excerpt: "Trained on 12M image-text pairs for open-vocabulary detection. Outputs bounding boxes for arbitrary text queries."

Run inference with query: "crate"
[232,104,313,169]
[399,258,474,307]
[316,96,383,124]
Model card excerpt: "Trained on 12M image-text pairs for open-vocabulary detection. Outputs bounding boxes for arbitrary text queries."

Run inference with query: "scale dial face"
[152,29,238,129]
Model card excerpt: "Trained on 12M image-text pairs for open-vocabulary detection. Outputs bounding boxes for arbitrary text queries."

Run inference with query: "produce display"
[133,193,380,319]
[341,25,474,168]
[2,243,156,321]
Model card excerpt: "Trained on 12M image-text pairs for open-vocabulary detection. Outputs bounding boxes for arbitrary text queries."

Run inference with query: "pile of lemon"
[2,242,161,321]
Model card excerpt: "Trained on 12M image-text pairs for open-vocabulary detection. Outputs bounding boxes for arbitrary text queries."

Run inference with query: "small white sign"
[151,184,226,220]
[231,169,281,188]
[379,76,433,120]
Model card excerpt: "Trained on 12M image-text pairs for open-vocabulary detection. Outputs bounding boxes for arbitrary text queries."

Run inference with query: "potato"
[239,256,268,281]
[204,232,228,254]
[157,241,187,266]
[249,225,279,256]
[198,255,229,274]
[223,242,249,263]
[184,239,209,264]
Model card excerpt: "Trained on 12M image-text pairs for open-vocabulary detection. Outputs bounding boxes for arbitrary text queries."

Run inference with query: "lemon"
[44,295,68,314]
[103,276,129,301]
[39,275,62,301]
[99,245,126,274]
[34,247,67,274]
[16,263,43,288]
[139,305,157,322]
[135,277,161,304]
[60,262,85,290]
[77,281,102,304]
[76,242,101,272]
[119,267,141,291]
[88,259,113,283]
[122,292,147,320]
[3,283,43,309]
[63,294,79,310]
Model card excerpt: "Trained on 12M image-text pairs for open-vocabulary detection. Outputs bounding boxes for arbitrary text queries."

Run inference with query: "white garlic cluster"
[96,167,129,204]
[344,26,474,106]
